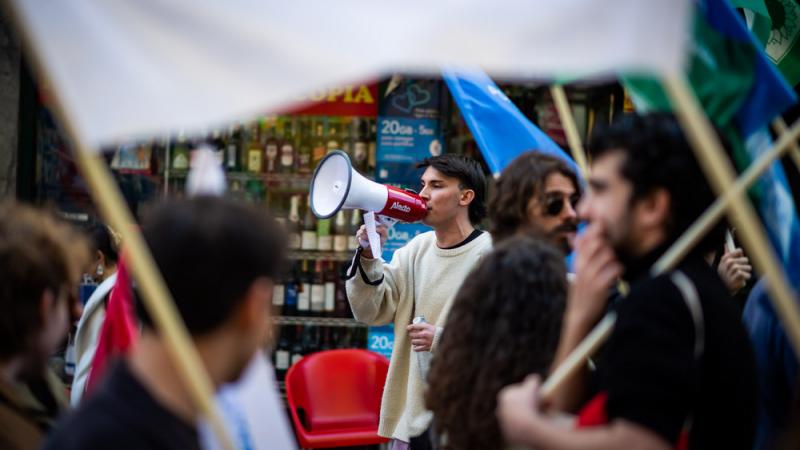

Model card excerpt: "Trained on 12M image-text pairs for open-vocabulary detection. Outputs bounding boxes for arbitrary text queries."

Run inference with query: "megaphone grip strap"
[343,247,384,286]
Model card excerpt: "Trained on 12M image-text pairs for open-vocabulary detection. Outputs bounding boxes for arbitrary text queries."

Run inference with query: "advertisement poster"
[376,78,444,188]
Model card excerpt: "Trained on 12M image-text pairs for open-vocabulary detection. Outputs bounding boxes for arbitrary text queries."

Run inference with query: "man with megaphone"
[338,154,491,449]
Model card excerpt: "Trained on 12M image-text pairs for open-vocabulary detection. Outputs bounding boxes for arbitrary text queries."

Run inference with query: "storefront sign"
[292,83,378,117]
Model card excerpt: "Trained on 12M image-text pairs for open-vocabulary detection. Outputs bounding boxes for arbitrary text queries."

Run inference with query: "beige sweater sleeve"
[346,238,416,326]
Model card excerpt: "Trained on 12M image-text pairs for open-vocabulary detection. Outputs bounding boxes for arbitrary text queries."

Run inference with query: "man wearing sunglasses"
[489,152,581,254]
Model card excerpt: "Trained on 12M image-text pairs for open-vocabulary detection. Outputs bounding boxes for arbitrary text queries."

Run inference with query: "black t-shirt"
[42,361,200,450]
[600,255,757,449]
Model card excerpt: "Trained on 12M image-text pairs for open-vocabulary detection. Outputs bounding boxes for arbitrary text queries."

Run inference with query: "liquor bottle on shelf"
[316,217,332,252]
[347,209,362,250]
[246,122,263,173]
[287,195,302,250]
[264,123,279,174]
[324,260,336,316]
[326,120,340,152]
[319,328,333,351]
[297,260,311,315]
[332,210,349,253]
[341,118,353,157]
[290,325,304,366]
[225,125,241,171]
[335,267,352,319]
[310,260,325,316]
[367,119,377,174]
[283,262,299,316]
[171,133,190,172]
[353,119,369,172]
[274,327,291,380]
[296,118,313,174]
[312,122,327,167]
[278,119,295,174]
[304,326,320,356]
[272,265,285,316]
[210,130,225,166]
[301,196,318,251]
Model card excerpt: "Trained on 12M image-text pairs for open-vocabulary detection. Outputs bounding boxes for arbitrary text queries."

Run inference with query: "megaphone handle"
[363,212,384,262]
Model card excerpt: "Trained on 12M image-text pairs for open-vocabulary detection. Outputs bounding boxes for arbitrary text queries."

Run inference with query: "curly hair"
[425,236,566,450]
[488,152,580,243]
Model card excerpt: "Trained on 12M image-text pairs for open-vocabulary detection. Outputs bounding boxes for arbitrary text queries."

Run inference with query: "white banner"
[9,0,690,149]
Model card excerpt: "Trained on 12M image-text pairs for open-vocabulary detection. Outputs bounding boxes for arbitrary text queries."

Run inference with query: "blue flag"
[442,68,581,179]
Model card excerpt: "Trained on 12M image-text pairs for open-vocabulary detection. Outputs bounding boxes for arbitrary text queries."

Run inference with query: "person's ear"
[96,250,105,266]
[235,277,273,330]
[38,289,56,324]
[638,188,671,230]
[459,188,475,206]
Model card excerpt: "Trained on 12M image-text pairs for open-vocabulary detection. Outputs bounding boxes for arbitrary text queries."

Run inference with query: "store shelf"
[273,316,367,328]
[287,250,354,262]
[168,170,312,184]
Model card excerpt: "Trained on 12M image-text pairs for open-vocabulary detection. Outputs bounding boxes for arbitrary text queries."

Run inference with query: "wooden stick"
[540,313,616,399]
[551,85,590,177]
[2,3,237,449]
[663,75,800,359]
[652,117,800,275]
[773,117,800,175]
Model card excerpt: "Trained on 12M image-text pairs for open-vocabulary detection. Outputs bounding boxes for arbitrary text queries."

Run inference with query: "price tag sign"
[367,325,394,359]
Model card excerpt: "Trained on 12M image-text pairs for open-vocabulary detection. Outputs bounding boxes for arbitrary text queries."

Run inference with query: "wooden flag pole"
[773,117,800,175]
[653,117,800,274]
[540,313,616,399]
[551,85,590,177]
[3,3,237,449]
[663,75,800,359]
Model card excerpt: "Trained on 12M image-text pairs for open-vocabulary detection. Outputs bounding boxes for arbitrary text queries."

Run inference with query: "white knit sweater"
[347,230,492,441]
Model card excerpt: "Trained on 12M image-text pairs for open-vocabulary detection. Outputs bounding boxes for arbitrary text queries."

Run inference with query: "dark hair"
[426,236,566,450]
[489,152,580,243]
[137,197,286,335]
[0,202,89,359]
[417,154,487,224]
[589,113,726,254]
[88,223,119,264]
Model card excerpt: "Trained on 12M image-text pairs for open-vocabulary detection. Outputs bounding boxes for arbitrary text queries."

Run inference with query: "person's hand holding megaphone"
[357,223,388,259]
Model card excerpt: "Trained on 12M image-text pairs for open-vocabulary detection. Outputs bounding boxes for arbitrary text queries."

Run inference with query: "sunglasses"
[544,193,581,217]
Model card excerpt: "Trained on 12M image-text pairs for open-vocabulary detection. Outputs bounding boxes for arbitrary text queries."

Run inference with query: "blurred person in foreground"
[488,151,580,254]
[497,113,757,450]
[44,196,285,450]
[0,202,89,450]
[425,236,566,450]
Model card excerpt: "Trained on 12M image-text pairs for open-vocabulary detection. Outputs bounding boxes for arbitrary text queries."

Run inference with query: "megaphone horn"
[310,150,428,223]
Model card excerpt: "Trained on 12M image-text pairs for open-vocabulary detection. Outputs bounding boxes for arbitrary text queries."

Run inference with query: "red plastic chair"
[285,349,390,448]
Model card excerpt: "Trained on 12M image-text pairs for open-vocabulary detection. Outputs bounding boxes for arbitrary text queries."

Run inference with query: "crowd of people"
[0,112,796,450]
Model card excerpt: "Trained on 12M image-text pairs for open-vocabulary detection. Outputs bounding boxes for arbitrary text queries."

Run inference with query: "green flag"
[735,0,800,86]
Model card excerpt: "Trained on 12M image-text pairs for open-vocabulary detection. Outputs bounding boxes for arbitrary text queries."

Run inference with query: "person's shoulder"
[43,396,135,450]
[618,273,689,327]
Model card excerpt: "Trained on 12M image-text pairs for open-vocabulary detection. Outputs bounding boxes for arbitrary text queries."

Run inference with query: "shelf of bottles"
[163,114,378,384]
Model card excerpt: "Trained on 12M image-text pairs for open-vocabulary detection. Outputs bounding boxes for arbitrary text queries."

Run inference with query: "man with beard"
[488,152,580,254]
[44,197,285,450]
[497,114,757,450]
[0,202,89,450]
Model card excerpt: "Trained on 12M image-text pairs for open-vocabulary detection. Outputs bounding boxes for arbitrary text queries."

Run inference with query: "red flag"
[85,256,138,394]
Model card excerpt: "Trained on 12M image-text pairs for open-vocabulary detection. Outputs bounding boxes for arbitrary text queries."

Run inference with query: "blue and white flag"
[443,68,582,178]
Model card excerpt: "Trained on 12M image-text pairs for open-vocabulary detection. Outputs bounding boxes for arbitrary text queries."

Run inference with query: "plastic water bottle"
[412,316,432,380]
